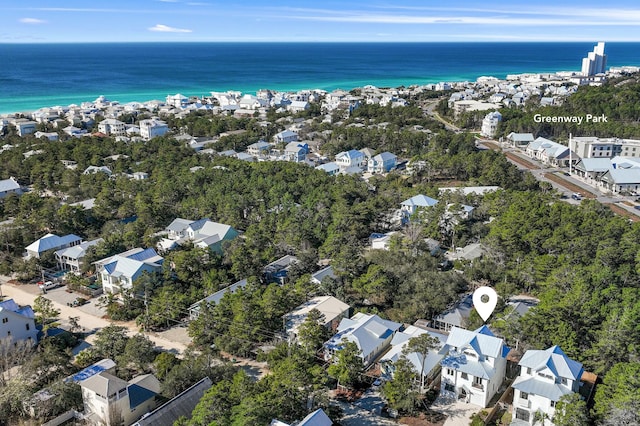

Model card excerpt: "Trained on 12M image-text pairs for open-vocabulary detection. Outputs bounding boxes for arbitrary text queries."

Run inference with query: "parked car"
[571,193,582,200]
[39,281,59,291]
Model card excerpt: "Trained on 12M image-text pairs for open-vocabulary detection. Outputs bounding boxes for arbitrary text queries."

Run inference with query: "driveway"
[334,389,397,426]
[431,395,480,426]
[0,277,188,355]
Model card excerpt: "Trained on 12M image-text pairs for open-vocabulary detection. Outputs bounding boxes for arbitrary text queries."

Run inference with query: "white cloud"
[19,17,46,24]
[270,5,640,27]
[148,24,193,33]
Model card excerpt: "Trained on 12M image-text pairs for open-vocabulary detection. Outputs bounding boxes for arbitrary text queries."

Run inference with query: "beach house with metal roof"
[94,248,164,294]
[439,326,509,408]
[0,177,22,198]
[158,218,239,253]
[0,299,38,346]
[25,233,83,259]
[55,238,103,272]
[284,295,350,339]
[324,312,402,367]
[79,371,160,426]
[511,346,583,425]
[380,325,447,387]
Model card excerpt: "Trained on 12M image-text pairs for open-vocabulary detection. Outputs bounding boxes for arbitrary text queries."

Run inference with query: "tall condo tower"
[581,42,607,76]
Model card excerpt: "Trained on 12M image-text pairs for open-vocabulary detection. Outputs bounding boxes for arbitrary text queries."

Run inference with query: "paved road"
[423,99,461,132]
[0,277,188,355]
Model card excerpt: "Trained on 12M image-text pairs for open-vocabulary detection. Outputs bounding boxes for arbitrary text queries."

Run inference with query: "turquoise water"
[1,42,639,114]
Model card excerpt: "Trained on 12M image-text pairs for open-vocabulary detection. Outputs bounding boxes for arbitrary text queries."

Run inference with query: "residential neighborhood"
[0,65,639,426]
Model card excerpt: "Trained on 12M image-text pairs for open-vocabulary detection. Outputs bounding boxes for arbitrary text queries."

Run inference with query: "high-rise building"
[581,42,607,76]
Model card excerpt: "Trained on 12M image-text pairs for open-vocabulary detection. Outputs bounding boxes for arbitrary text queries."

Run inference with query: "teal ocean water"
[1,42,639,114]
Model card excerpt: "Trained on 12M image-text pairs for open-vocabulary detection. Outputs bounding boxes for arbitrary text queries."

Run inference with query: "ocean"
[1,42,639,114]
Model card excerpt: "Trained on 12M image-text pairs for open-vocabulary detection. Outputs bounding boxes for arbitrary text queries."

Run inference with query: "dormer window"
[526,367,531,375]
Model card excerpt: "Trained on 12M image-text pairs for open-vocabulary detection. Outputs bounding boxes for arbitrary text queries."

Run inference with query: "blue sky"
[3,0,640,43]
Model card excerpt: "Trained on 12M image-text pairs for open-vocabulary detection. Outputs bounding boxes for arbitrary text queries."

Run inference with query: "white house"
[25,233,82,259]
[0,177,22,198]
[139,119,168,140]
[481,111,502,138]
[400,194,439,222]
[367,152,397,174]
[511,346,584,425]
[284,142,308,162]
[284,296,350,339]
[94,248,164,294]
[83,166,113,176]
[380,325,447,386]
[97,119,126,136]
[166,93,189,108]
[80,371,160,426]
[439,326,509,408]
[525,137,574,167]
[15,120,36,137]
[274,130,298,144]
[315,162,340,176]
[335,150,366,171]
[324,313,402,368]
[247,140,271,157]
[0,299,38,346]
[158,218,239,253]
[55,238,103,272]
[507,132,535,148]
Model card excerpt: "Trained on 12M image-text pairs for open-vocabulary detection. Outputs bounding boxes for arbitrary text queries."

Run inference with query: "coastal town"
[1,41,640,426]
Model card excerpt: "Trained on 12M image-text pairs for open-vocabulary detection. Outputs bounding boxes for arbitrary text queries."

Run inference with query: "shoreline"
[2,65,639,117]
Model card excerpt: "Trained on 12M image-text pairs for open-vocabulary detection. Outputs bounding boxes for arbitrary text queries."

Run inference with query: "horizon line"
[2,40,639,45]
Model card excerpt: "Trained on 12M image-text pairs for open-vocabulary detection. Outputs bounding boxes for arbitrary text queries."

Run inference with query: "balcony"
[471,382,484,391]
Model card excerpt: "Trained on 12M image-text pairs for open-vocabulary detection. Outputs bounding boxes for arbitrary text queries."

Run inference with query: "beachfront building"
[440,326,509,408]
[139,119,168,140]
[511,346,584,425]
[481,111,502,138]
[0,177,22,198]
[97,118,126,136]
[0,299,38,346]
[14,120,37,137]
[582,42,607,76]
[94,248,164,294]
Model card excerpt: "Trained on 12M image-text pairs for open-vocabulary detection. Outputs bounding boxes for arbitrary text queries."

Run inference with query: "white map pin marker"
[473,286,498,322]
